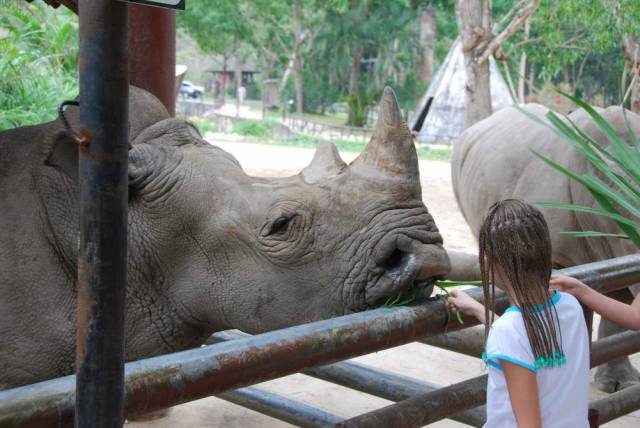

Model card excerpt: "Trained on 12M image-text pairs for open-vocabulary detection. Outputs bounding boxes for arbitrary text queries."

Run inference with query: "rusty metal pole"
[77,1,129,427]
[128,5,176,116]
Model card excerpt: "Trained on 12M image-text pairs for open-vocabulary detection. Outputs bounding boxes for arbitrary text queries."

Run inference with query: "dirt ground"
[128,138,639,427]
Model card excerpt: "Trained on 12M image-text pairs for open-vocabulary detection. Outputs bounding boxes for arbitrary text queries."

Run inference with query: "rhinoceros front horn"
[349,87,418,179]
[301,141,347,183]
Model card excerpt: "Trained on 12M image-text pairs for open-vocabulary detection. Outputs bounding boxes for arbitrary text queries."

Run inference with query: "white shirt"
[483,292,590,428]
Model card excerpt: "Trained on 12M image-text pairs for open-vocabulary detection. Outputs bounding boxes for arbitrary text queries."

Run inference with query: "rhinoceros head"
[175,87,450,332]
[45,87,450,340]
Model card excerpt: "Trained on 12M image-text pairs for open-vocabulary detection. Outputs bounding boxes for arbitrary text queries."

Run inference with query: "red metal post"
[128,5,176,116]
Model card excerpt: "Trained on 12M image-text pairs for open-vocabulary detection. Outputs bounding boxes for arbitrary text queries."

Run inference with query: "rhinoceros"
[0,87,454,390]
[452,103,640,392]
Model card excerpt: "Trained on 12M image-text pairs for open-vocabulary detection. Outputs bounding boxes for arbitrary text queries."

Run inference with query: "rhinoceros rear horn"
[350,87,418,179]
[301,141,346,183]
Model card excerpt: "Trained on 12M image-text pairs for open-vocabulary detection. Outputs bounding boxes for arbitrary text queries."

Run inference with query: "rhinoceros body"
[452,104,640,391]
[0,87,450,389]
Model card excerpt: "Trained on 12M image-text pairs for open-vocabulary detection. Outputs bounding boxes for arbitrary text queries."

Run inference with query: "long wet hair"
[480,199,564,367]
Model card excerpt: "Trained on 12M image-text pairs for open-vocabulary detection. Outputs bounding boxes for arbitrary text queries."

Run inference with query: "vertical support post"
[77,1,129,427]
[128,4,176,116]
[588,408,600,428]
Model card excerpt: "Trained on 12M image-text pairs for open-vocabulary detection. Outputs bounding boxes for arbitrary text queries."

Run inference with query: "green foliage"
[232,119,276,138]
[523,93,640,248]
[284,64,342,114]
[0,3,79,130]
[177,0,250,55]
[496,0,640,104]
[190,118,217,135]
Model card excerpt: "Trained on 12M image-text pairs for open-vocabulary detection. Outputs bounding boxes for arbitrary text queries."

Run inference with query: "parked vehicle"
[180,80,204,98]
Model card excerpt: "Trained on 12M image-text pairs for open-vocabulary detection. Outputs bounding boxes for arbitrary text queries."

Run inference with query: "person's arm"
[550,275,640,331]
[502,361,542,428]
[447,289,497,324]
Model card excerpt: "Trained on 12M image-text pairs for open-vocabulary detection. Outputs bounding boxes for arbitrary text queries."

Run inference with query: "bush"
[0,3,79,130]
[528,93,640,247]
[231,119,275,138]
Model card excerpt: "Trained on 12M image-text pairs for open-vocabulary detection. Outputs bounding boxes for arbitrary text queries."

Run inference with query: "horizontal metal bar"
[334,375,488,428]
[0,297,469,426]
[591,331,640,368]
[218,387,342,428]
[328,327,640,427]
[210,330,486,427]
[590,383,640,424]
[420,325,485,358]
[1,254,638,426]
[304,361,486,427]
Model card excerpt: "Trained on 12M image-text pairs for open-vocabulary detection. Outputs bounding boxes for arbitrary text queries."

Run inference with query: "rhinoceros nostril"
[383,249,405,271]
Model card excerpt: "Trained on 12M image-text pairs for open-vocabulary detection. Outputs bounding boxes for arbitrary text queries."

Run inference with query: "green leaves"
[0,3,79,130]
[525,93,640,248]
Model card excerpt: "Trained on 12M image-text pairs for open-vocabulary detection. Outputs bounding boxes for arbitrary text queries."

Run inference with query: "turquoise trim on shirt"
[483,352,538,373]
[504,291,561,314]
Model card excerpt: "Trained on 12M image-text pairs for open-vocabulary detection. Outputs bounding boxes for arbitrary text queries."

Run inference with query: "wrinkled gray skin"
[0,87,450,390]
[452,104,640,392]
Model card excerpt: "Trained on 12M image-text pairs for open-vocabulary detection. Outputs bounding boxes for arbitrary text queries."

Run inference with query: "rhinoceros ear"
[301,141,347,183]
[45,130,79,182]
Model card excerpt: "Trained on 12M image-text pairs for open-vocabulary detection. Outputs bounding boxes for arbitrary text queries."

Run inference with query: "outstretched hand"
[549,275,588,298]
[447,289,486,324]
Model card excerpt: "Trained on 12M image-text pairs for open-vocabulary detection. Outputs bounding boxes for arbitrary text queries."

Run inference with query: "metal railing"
[1,254,639,427]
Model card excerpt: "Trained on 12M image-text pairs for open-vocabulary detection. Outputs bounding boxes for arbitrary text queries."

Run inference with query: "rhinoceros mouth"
[358,228,450,308]
[363,275,440,309]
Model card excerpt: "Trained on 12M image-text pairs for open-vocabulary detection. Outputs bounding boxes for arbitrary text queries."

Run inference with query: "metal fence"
[1,254,639,427]
[285,116,374,142]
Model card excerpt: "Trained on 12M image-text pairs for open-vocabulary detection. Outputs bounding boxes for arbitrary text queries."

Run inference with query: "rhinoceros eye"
[267,214,297,236]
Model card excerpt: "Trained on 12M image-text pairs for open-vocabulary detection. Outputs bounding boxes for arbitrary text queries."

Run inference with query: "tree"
[416,5,437,83]
[455,0,539,129]
[178,0,251,107]
[497,0,640,108]
[253,0,323,115]
[323,0,419,125]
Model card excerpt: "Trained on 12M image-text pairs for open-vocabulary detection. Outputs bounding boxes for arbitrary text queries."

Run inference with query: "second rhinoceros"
[0,87,450,390]
[452,104,640,392]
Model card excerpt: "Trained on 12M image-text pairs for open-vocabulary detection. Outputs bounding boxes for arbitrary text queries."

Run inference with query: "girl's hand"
[549,275,588,298]
[447,289,485,323]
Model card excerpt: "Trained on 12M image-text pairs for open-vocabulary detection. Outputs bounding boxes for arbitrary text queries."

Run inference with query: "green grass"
[192,116,453,161]
[232,134,453,161]
[0,3,79,130]
[189,117,217,134]
[231,119,277,138]
[245,102,351,127]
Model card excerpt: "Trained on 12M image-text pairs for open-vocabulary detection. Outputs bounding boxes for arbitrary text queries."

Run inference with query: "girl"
[448,199,590,428]
[550,275,640,331]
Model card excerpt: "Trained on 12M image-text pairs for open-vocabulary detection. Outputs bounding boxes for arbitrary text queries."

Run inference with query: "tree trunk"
[290,2,305,115]
[221,54,227,106]
[234,56,242,117]
[455,0,492,129]
[347,49,363,126]
[293,57,304,114]
[416,6,436,82]
[623,35,640,113]
[347,0,369,127]
[455,0,538,128]
[518,18,530,103]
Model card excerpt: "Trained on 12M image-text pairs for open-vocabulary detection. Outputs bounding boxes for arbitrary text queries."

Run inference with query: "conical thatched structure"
[409,37,515,144]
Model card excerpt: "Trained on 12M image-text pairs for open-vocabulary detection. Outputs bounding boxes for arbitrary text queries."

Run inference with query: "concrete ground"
[128,138,640,427]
